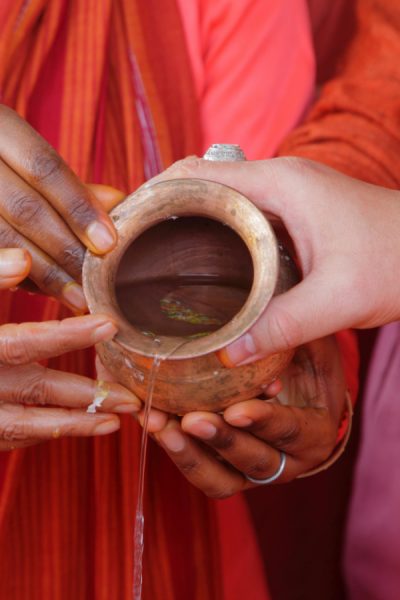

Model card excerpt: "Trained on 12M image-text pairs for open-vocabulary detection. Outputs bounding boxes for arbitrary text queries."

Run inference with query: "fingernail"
[138,411,167,432]
[62,282,88,311]
[157,428,186,452]
[224,333,257,366]
[187,420,217,440]
[92,321,118,343]
[86,221,116,253]
[93,420,119,435]
[225,414,253,427]
[0,248,29,276]
[262,379,283,397]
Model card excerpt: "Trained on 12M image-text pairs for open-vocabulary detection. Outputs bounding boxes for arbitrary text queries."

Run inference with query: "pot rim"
[82,178,279,359]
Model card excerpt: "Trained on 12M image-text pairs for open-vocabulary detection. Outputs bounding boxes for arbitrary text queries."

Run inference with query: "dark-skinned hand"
[0,108,144,449]
[0,104,123,311]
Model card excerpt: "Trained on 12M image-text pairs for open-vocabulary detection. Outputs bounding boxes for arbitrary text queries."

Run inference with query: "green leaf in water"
[160,298,222,326]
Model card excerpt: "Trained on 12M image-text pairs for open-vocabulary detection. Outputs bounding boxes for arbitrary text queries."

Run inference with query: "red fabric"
[307,0,356,83]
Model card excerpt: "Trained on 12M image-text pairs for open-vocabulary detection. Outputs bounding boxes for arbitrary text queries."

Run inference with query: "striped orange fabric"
[0,2,226,599]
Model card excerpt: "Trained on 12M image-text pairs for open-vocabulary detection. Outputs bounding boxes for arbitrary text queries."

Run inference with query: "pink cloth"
[177,0,315,158]
[345,322,400,600]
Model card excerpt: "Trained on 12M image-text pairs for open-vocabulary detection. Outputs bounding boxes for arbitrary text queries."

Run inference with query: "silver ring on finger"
[245,451,286,485]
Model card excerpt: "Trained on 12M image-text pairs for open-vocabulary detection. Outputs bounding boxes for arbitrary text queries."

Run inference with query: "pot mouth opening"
[83,179,279,360]
[115,216,254,349]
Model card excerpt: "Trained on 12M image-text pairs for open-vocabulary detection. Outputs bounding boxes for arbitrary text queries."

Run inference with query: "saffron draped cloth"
[0,1,319,599]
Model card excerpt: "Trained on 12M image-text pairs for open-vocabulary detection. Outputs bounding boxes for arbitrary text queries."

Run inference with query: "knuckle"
[264,307,302,352]
[41,263,62,291]
[66,195,95,225]
[0,338,23,366]
[169,156,203,178]
[60,243,85,275]
[247,456,274,479]
[275,421,302,448]
[184,157,205,176]
[179,458,201,477]
[8,190,44,223]
[0,218,18,247]
[213,431,235,451]
[0,327,32,365]
[15,373,50,406]
[1,419,31,442]
[27,149,62,184]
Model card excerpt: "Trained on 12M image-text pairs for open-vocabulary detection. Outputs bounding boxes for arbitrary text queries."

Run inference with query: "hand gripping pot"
[83,145,346,416]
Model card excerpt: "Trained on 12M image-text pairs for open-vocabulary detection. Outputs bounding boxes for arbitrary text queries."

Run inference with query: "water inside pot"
[115,217,254,338]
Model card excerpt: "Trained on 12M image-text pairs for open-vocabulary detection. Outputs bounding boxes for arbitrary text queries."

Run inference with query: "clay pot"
[82,177,301,413]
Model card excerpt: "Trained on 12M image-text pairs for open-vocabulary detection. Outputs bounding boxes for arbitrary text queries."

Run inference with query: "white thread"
[87,381,109,413]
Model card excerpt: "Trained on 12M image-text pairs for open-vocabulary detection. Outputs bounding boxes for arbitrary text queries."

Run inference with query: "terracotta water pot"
[82,146,346,417]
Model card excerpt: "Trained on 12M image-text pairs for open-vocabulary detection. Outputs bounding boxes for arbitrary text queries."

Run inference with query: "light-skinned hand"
[125,156,376,496]
[146,156,400,365]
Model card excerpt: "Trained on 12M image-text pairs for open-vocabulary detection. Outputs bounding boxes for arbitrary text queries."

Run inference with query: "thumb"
[219,271,353,365]
[146,156,302,220]
[0,248,31,290]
